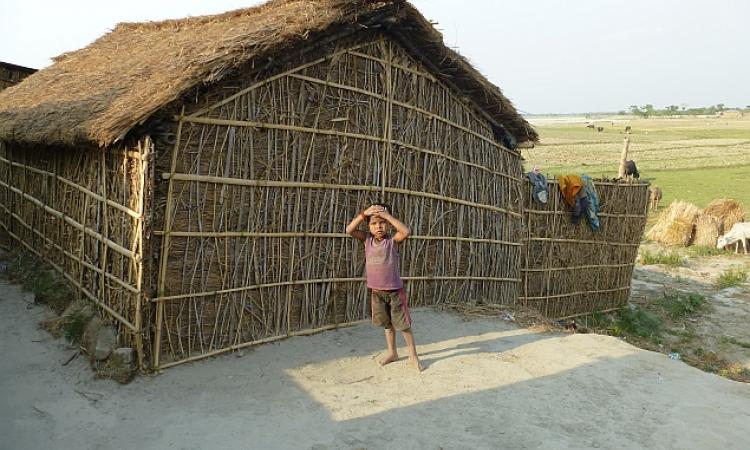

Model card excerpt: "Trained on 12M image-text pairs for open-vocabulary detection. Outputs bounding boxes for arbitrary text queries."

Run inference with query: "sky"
[1,0,748,114]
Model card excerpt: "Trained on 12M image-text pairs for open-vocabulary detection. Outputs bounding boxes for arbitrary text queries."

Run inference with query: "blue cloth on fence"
[527,171,549,203]
[581,174,600,231]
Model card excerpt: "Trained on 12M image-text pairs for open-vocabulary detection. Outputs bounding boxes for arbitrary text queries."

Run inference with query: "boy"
[346,204,423,372]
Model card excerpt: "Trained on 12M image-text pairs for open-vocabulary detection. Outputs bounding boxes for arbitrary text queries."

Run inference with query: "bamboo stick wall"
[0,140,150,367]
[151,36,524,368]
[519,179,649,319]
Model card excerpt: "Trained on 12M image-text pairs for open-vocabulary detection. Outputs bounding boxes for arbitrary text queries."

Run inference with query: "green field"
[524,115,750,210]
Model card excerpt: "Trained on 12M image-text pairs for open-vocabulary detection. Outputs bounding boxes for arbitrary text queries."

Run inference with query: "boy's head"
[366,203,392,239]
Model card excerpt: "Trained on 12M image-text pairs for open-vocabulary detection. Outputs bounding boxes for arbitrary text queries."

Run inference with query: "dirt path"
[2,277,750,449]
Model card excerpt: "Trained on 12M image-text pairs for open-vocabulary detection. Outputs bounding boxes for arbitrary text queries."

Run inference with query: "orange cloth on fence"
[557,174,584,207]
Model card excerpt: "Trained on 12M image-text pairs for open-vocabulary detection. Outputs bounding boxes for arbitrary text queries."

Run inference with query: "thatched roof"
[0,0,537,148]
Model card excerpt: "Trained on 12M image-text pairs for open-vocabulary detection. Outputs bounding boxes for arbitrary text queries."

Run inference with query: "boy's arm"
[377,211,411,243]
[345,210,368,242]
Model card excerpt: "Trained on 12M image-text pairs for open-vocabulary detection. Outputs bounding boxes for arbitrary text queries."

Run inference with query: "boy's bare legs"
[402,328,424,372]
[380,327,399,366]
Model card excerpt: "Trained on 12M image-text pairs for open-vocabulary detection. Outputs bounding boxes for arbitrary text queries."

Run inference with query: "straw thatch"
[646,201,700,246]
[0,0,537,148]
[693,214,722,247]
[693,198,745,247]
[519,179,649,319]
[703,198,745,235]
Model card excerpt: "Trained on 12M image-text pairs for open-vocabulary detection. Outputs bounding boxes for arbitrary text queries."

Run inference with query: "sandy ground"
[633,243,750,369]
[2,278,750,450]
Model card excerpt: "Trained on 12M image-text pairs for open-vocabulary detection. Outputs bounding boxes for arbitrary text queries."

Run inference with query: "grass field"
[524,115,750,210]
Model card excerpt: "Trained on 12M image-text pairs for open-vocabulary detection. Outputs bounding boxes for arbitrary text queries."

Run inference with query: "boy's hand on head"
[363,205,385,217]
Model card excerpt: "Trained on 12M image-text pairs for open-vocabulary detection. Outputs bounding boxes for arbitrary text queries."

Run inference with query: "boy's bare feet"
[379,353,399,366]
[410,356,424,373]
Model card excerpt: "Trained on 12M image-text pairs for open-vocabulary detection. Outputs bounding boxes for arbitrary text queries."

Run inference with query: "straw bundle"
[702,198,745,235]
[692,213,721,247]
[645,201,700,246]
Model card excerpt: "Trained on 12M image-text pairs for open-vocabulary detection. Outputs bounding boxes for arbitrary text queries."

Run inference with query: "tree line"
[621,104,749,117]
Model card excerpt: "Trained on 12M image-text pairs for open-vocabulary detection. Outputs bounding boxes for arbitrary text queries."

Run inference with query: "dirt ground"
[631,243,750,371]
[2,270,750,450]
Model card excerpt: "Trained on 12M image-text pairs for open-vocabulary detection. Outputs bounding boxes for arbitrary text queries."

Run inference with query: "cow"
[596,126,604,132]
[624,125,632,133]
[623,160,640,179]
[586,124,595,130]
[716,222,750,254]
[649,186,662,211]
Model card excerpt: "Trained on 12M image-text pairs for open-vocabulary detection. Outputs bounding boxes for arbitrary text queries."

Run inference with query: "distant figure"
[624,125,632,133]
[586,124,595,130]
[596,126,604,132]
[649,186,662,211]
[623,160,640,180]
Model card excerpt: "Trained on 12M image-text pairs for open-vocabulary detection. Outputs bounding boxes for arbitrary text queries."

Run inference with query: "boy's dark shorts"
[371,289,411,331]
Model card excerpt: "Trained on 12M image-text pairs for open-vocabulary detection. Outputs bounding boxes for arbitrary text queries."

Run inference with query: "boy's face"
[368,216,390,240]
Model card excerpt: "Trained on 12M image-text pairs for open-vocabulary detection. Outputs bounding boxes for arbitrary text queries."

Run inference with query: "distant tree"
[629,105,645,117]
[641,104,655,117]
[716,103,726,111]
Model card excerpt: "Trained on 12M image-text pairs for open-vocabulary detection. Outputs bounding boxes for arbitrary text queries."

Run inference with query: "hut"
[0,0,537,369]
[0,62,36,91]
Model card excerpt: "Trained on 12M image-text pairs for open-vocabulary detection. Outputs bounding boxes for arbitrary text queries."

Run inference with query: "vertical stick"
[99,151,109,323]
[134,138,150,370]
[155,106,185,368]
[618,137,630,178]
[380,39,393,199]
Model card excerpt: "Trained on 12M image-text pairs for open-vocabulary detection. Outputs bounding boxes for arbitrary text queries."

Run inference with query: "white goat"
[716,222,750,254]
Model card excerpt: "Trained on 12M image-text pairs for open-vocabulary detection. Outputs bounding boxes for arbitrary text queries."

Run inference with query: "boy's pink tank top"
[364,235,403,290]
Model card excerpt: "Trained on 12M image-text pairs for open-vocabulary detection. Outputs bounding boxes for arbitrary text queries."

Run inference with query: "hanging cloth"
[557,175,584,208]
[527,171,549,203]
[581,174,601,231]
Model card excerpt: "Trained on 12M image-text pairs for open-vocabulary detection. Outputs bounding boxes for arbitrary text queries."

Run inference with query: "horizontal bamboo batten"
[152,276,521,303]
[0,219,137,331]
[162,172,521,218]
[0,156,142,219]
[0,180,137,260]
[152,230,521,246]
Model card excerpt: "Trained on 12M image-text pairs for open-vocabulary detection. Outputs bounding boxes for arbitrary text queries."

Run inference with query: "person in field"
[346,203,423,372]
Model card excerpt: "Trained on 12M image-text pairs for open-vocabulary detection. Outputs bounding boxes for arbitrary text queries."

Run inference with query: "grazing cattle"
[586,124,595,130]
[716,222,750,254]
[623,160,639,179]
[649,186,662,211]
[596,126,604,132]
[624,125,632,133]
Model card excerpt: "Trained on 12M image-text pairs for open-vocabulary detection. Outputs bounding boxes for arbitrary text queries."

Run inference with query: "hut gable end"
[0,0,536,149]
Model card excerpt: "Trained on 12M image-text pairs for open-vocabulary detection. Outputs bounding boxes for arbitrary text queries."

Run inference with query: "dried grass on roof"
[0,0,536,148]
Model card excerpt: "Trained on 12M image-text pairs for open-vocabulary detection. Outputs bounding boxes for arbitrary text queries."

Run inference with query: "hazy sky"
[2,0,748,114]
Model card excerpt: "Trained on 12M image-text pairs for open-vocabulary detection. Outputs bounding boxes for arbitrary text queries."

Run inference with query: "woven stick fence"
[150,37,524,368]
[0,140,150,368]
[519,179,649,319]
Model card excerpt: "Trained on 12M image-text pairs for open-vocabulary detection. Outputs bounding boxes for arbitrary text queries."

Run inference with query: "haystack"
[646,201,700,246]
[702,198,745,234]
[692,213,721,247]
